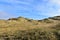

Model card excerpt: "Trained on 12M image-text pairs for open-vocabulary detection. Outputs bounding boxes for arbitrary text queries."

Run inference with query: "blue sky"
[0,0,60,19]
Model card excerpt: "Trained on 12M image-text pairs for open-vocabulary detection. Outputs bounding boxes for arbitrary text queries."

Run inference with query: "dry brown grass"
[0,16,60,40]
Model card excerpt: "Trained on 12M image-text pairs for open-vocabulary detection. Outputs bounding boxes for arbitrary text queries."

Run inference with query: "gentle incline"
[0,16,60,40]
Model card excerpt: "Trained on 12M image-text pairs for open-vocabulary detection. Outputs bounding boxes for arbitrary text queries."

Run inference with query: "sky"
[0,0,60,20]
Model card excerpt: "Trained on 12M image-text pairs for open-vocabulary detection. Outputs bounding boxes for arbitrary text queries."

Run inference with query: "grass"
[0,16,60,40]
[0,28,58,40]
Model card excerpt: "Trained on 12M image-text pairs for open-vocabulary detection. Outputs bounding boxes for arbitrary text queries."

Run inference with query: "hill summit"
[0,16,60,40]
[49,16,60,20]
[8,16,60,21]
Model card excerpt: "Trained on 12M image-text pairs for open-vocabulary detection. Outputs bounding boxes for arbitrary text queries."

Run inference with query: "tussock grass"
[0,16,60,40]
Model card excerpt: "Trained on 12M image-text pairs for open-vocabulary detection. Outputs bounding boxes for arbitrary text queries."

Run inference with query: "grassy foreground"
[0,16,60,40]
[0,27,60,40]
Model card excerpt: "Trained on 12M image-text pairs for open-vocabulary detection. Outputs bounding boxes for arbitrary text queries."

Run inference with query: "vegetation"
[49,16,60,20]
[0,16,60,40]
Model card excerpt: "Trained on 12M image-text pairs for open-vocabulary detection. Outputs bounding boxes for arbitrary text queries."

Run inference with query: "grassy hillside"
[0,16,60,40]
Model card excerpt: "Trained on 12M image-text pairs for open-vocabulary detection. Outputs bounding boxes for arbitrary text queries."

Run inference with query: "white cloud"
[56,9,60,16]
[15,1,30,5]
[49,0,60,4]
[0,0,60,19]
[0,11,13,19]
[0,12,8,16]
[1,0,34,5]
[33,0,60,16]
[35,5,45,11]
[57,9,60,12]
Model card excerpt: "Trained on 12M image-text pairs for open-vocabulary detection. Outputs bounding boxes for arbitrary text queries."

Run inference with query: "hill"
[0,16,60,40]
